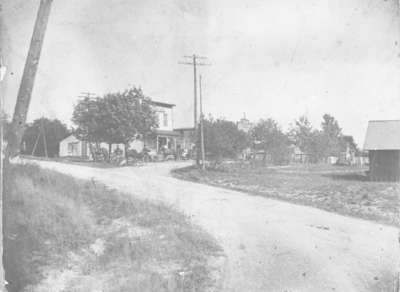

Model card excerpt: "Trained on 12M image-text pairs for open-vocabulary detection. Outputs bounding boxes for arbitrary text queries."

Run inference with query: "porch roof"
[154,129,180,137]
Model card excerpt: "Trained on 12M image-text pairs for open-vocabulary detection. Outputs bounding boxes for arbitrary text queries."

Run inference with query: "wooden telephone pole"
[178,54,210,166]
[0,58,6,291]
[4,1,53,287]
[6,0,54,159]
[199,75,206,170]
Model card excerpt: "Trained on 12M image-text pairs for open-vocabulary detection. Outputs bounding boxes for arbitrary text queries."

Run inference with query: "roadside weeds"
[4,164,224,292]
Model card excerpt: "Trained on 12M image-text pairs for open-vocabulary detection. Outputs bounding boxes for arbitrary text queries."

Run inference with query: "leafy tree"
[251,118,290,165]
[21,118,70,158]
[339,135,358,158]
[72,87,158,163]
[320,114,342,157]
[289,116,324,162]
[289,116,314,152]
[72,96,104,160]
[101,87,158,162]
[203,116,249,165]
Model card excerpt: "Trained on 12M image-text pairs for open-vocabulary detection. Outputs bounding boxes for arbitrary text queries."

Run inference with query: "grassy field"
[173,163,400,226]
[4,164,223,292]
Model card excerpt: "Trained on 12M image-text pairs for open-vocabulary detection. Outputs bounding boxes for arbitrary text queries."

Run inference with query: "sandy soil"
[26,159,399,292]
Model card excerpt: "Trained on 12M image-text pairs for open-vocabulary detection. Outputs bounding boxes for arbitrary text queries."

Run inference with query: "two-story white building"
[145,101,180,154]
[59,100,180,159]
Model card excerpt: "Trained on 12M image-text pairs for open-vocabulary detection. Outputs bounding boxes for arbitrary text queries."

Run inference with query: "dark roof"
[174,127,195,132]
[154,129,180,136]
[150,100,176,108]
[363,120,400,150]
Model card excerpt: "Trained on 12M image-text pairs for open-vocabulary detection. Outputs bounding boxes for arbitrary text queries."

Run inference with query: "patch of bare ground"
[173,163,400,226]
[5,164,224,292]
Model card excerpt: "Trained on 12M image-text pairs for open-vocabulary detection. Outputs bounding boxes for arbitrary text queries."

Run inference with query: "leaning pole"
[3,0,53,290]
[6,0,54,159]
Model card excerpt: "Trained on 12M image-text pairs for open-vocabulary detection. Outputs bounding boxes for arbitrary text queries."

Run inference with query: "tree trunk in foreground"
[6,0,53,159]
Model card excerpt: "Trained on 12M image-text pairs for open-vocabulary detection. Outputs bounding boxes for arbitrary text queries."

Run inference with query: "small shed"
[59,134,90,158]
[363,120,400,181]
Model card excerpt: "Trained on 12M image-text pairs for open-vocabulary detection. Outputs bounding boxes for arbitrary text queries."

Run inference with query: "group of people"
[160,144,192,160]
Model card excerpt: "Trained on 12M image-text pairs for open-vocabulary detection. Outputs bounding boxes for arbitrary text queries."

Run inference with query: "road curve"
[27,160,398,292]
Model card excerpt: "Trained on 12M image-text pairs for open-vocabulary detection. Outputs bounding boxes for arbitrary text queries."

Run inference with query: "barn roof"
[363,120,400,150]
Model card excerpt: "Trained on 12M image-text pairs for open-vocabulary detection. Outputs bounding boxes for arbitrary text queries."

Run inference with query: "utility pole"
[31,130,41,156]
[0,58,6,291]
[31,117,48,158]
[178,54,210,166]
[41,118,48,158]
[199,75,206,170]
[6,0,54,159]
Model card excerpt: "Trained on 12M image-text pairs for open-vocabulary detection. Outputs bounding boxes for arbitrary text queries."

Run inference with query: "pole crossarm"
[78,92,97,99]
[184,55,207,59]
[178,62,211,66]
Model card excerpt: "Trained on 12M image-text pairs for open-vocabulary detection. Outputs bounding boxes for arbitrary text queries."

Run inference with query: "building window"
[163,112,168,127]
[68,142,79,155]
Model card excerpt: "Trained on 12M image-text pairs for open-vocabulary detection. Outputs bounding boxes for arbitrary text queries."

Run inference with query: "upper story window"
[163,112,168,127]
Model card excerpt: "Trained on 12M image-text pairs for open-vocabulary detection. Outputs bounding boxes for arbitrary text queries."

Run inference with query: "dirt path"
[28,160,398,292]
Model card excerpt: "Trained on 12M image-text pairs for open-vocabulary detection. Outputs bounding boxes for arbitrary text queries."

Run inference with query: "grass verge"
[4,163,223,292]
[173,163,400,226]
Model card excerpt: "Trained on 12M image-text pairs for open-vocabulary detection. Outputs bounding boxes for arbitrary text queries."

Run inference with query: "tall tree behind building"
[320,114,343,157]
[22,118,70,158]
[251,119,290,165]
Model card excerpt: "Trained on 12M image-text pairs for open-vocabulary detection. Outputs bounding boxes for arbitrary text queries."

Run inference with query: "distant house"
[59,134,133,159]
[290,146,311,163]
[59,100,180,159]
[237,115,253,133]
[363,120,400,181]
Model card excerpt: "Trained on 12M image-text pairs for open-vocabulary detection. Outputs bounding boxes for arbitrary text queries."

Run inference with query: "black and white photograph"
[1,0,400,291]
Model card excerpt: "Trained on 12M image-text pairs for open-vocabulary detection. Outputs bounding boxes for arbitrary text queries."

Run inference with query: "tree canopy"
[21,118,70,157]
[251,118,290,165]
[72,87,158,161]
[289,114,357,162]
[202,116,249,164]
[320,114,343,157]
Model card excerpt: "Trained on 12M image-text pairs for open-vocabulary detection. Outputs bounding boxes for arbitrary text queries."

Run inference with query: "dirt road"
[28,160,398,292]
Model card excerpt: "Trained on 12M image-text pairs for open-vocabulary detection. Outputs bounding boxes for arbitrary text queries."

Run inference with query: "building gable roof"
[60,134,80,144]
[150,100,175,108]
[363,120,400,150]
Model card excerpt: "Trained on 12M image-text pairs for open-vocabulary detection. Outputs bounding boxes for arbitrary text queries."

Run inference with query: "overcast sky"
[1,0,399,145]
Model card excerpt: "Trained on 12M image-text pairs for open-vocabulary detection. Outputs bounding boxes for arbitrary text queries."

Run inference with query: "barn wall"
[369,150,400,181]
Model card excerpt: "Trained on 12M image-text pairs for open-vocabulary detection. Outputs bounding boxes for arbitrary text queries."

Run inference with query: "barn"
[363,120,400,181]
